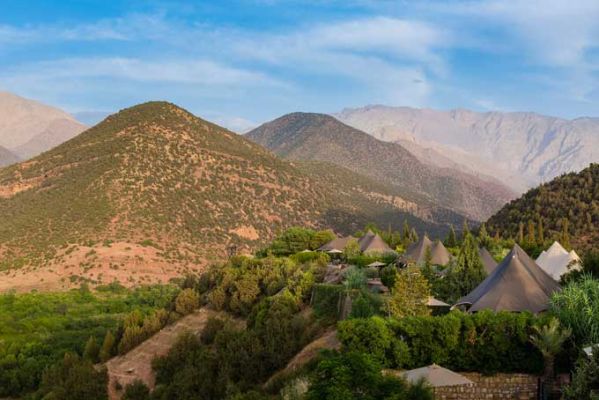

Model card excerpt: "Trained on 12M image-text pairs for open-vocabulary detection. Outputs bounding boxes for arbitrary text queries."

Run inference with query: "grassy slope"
[0,102,460,276]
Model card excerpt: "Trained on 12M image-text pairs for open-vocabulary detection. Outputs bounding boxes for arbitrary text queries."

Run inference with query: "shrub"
[551,275,599,346]
[175,288,200,315]
[337,312,544,374]
[305,351,432,400]
[122,380,150,400]
[311,284,344,319]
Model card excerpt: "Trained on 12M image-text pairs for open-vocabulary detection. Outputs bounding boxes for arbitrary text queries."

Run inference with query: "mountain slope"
[0,145,19,167]
[336,105,599,192]
[487,163,599,251]
[0,92,86,159]
[0,102,464,292]
[247,112,515,221]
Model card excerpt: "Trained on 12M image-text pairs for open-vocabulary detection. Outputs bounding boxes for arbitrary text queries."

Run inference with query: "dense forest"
[487,163,598,251]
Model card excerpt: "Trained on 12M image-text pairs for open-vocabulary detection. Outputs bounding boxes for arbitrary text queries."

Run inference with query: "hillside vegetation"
[247,112,515,221]
[487,163,599,250]
[0,102,465,290]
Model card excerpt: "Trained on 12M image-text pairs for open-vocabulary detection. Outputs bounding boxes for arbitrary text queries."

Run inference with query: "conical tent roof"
[430,241,451,266]
[479,247,498,274]
[455,244,560,313]
[404,235,433,263]
[317,236,355,252]
[404,235,450,266]
[358,230,393,254]
[536,241,581,280]
[399,364,473,387]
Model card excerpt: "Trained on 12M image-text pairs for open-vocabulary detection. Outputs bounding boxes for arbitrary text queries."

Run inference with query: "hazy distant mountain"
[336,105,599,192]
[0,92,86,159]
[0,145,19,167]
[247,112,516,221]
[0,102,467,290]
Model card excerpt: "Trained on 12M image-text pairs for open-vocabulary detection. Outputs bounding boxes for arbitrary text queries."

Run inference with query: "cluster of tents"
[318,231,581,314]
[317,230,394,254]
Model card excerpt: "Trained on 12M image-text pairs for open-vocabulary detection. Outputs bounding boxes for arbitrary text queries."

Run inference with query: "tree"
[380,265,398,289]
[462,219,470,241]
[122,380,150,400]
[99,330,115,362]
[410,228,419,244]
[530,318,571,395]
[478,223,490,247]
[39,353,108,400]
[343,238,361,259]
[388,266,430,318]
[518,222,525,244]
[442,233,486,303]
[83,336,100,363]
[563,348,599,400]
[526,220,536,244]
[305,351,432,400]
[561,217,571,249]
[343,266,367,291]
[537,217,545,244]
[445,224,457,248]
[175,288,200,315]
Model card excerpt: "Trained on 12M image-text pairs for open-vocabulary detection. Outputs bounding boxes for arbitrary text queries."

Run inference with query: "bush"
[551,275,599,346]
[305,351,432,400]
[175,288,200,315]
[122,379,150,400]
[311,284,344,319]
[337,312,544,374]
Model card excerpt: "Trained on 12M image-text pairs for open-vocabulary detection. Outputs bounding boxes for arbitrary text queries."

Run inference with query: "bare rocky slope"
[336,105,599,192]
[0,102,467,292]
[0,91,86,159]
[247,112,515,221]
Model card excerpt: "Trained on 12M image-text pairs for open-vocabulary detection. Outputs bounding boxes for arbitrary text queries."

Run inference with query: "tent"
[393,364,473,387]
[478,247,498,274]
[317,236,355,252]
[404,235,451,266]
[427,297,450,307]
[454,244,560,313]
[367,261,386,268]
[358,230,393,254]
[536,241,581,280]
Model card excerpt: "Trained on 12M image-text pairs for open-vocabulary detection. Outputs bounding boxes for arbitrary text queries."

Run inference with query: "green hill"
[487,163,599,251]
[0,102,467,289]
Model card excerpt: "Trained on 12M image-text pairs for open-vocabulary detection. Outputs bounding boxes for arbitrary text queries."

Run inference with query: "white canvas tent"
[536,241,581,281]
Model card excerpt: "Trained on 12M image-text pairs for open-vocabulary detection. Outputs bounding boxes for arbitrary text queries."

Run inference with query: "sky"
[1,0,598,130]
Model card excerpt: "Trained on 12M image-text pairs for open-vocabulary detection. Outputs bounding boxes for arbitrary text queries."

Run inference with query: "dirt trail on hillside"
[105,308,222,399]
[265,329,340,388]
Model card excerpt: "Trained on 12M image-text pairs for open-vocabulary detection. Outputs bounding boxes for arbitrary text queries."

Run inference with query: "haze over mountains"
[0,92,86,160]
[336,105,599,192]
[247,112,515,221]
[0,102,465,292]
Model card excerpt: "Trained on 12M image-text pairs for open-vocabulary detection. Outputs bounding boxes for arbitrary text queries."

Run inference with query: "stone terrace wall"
[434,373,538,400]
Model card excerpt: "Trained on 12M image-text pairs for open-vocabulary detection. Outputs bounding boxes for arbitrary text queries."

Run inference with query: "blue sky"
[1,0,598,130]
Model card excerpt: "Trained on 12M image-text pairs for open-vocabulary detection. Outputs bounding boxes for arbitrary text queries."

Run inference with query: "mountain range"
[0,102,466,292]
[247,112,515,221]
[0,92,86,159]
[336,105,599,192]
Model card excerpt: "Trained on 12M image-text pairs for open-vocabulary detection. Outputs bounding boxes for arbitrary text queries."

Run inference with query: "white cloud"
[0,57,284,87]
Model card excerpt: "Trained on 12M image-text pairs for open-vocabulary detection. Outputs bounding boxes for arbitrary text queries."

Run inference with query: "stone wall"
[433,372,538,400]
